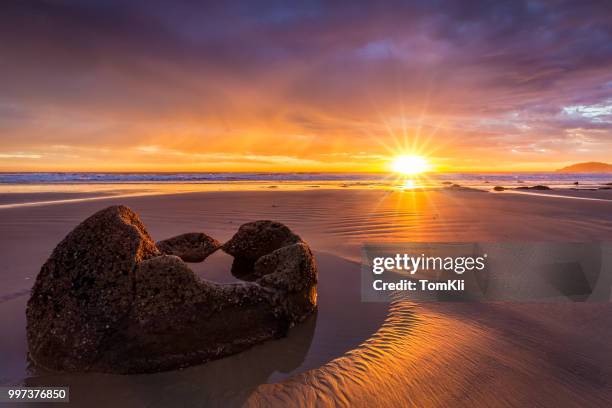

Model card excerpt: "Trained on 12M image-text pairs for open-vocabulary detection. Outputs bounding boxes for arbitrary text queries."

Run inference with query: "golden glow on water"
[0,180,427,208]
[0,181,384,195]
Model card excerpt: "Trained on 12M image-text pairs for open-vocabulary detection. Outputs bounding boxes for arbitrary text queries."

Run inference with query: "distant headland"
[557,162,612,173]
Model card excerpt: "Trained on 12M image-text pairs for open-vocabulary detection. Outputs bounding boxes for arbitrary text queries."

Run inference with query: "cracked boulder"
[26,207,317,374]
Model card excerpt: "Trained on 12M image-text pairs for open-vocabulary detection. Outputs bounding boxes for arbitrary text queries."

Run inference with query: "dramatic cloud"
[1,0,611,171]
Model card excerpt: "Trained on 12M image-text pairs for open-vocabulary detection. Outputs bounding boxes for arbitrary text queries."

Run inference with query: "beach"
[1,187,612,407]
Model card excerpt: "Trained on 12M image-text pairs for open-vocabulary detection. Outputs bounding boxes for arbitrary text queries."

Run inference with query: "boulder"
[26,205,160,372]
[223,221,317,325]
[223,220,301,262]
[515,185,551,191]
[27,208,317,374]
[493,186,505,191]
[255,243,318,324]
[157,232,221,262]
[222,220,302,279]
[445,184,485,193]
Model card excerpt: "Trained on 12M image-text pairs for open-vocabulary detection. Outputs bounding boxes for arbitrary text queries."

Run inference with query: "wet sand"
[1,188,612,406]
[503,188,612,201]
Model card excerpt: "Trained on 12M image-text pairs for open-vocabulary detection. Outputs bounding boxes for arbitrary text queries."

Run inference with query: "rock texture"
[222,220,302,279]
[26,205,160,372]
[157,232,220,262]
[26,207,317,374]
[254,243,318,324]
[115,255,284,373]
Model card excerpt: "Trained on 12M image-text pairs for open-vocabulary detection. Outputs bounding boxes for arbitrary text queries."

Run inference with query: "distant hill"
[557,162,612,173]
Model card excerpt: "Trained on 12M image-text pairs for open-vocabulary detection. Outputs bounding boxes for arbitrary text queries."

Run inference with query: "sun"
[391,155,430,175]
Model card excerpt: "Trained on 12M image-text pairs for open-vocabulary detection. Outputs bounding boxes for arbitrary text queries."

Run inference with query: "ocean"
[1,172,611,189]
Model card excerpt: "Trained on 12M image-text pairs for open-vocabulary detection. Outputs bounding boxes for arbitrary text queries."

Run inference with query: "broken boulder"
[26,206,317,374]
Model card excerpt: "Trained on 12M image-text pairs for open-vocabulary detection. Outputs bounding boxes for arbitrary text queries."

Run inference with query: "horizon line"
[0,170,606,174]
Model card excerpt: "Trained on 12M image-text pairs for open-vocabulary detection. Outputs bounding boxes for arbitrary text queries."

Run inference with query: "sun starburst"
[391,155,430,175]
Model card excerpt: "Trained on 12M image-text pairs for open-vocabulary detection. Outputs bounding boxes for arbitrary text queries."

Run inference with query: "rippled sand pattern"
[248,301,612,407]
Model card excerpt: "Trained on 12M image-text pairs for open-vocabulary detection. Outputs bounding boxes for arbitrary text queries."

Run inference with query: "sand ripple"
[247,301,612,407]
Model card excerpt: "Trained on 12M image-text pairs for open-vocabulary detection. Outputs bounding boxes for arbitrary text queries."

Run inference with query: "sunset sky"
[1,0,612,172]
